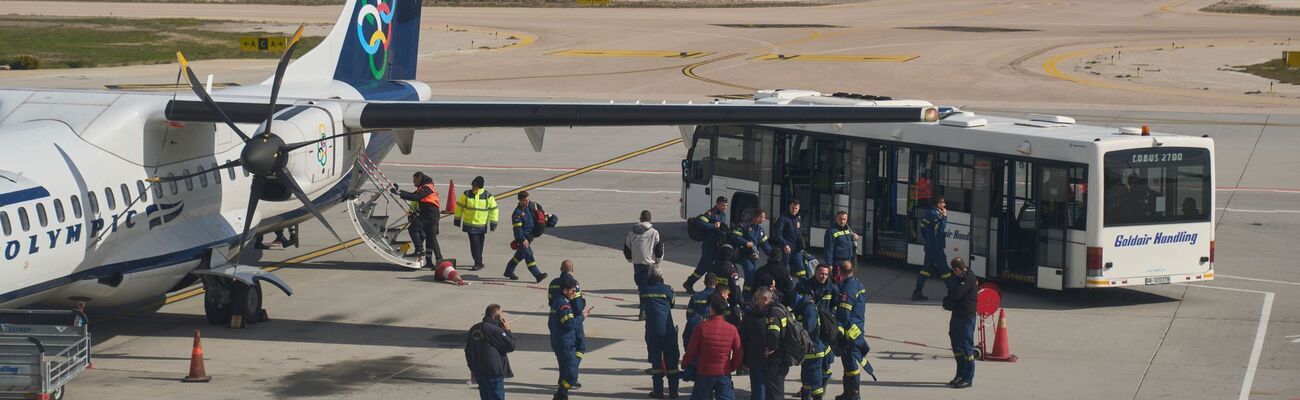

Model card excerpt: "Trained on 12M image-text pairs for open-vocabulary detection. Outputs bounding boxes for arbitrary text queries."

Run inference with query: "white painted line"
[1216,187,1300,194]
[1186,284,1274,400]
[1218,274,1300,287]
[383,162,678,175]
[1215,207,1300,214]
[484,185,676,195]
[1286,335,1300,344]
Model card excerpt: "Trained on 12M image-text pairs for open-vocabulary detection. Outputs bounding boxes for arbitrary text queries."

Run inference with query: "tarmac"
[0,0,1297,399]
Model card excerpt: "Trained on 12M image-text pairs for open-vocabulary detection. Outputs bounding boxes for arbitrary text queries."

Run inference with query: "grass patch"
[0,16,322,69]
[1201,1,1300,16]
[1231,58,1300,85]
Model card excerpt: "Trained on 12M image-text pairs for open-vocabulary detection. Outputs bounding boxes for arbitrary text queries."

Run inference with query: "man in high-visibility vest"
[455,176,499,271]
[393,172,443,267]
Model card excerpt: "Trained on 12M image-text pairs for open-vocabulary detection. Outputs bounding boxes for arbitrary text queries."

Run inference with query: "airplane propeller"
[148,25,355,263]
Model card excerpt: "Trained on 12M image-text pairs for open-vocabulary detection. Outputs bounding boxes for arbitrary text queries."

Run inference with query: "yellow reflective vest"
[455,188,499,232]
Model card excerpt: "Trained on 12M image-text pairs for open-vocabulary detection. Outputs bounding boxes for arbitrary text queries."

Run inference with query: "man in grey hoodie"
[625,210,665,321]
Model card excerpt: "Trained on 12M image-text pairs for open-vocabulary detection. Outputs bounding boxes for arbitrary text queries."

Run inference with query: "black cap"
[472,176,485,187]
[716,196,728,204]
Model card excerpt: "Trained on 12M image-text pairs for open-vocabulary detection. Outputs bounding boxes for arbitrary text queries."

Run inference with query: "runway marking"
[547,49,713,59]
[1041,46,1300,106]
[1216,187,1300,194]
[452,25,537,53]
[162,138,683,305]
[1216,207,1300,214]
[681,53,756,90]
[1218,275,1300,287]
[1185,284,1273,400]
[1286,335,1300,344]
[1158,0,1189,13]
[382,161,677,174]
[749,53,918,62]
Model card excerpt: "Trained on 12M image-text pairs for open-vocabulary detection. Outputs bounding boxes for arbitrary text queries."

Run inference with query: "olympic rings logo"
[354,0,395,80]
[316,123,330,167]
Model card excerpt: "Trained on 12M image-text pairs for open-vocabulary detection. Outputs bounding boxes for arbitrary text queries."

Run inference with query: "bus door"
[1034,165,1081,290]
[850,142,876,257]
[681,127,715,218]
[998,160,1038,283]
[967,155,998,278]
[875,146,908,261]
[806,139,852,250]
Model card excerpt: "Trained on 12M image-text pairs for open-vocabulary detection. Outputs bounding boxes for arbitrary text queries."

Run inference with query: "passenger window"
[105,187,116,210]
[152,182,163,200]
[137,180,148,202]
[88,191,100,216]
[198,167,209,188]
[71,195,82,219]
[227,161,236,181]
[184,169,194,191]
[0,211,9,236]
[120,183,131,206]
[212,163,222,185]
[36,203,48,227]
[168,173,179,195]
[54,199,65,223]
[18,207,30,232]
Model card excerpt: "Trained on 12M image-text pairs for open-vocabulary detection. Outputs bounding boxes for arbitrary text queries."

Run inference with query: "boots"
[911,289,928,301]
[682,275,699,294]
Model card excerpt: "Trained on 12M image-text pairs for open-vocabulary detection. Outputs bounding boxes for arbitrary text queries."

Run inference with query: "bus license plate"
[1145,277,1170,285]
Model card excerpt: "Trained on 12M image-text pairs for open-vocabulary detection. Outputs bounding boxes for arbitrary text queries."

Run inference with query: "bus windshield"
[1104,147,1211,227]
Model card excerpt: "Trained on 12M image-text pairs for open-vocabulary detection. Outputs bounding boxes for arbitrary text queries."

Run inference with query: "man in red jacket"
[682,297,743,400]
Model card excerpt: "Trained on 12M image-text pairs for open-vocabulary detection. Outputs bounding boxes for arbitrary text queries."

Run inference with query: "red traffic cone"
[181,329,212,382]
[984,309,1018,362]
[444,179,457,215]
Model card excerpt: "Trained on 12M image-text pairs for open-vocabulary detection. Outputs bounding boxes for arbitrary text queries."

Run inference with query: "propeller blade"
[236,176,265,264]
[266,25,306,136]
[175,52,252,142]
[146,159,242,183]
[274,168,345,247]
[281,130,384,152]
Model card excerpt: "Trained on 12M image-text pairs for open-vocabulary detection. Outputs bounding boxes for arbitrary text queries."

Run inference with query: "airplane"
[0,0,938,327]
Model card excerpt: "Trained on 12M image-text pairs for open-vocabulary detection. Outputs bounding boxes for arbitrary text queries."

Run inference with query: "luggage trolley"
[0,310,92,400]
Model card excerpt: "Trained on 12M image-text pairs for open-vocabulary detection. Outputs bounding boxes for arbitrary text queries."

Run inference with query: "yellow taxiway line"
[547,49,714,59]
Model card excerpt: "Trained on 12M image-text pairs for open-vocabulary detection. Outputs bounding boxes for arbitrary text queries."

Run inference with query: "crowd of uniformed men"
[402,172,981,400]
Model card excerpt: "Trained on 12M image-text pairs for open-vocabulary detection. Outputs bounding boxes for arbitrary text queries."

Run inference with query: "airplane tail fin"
[280,0,423,99]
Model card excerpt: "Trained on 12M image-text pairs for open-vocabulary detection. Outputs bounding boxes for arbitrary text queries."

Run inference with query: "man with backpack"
[743,286,809,400]
[793,293,833,400]
[833,261,875,400]
[798,263,841,386]
[505,191,549,283]
[731,208,772,291]
[685,197,729,294]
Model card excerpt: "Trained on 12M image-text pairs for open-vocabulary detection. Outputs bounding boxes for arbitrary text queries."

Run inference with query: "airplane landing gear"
[201,276,266,327]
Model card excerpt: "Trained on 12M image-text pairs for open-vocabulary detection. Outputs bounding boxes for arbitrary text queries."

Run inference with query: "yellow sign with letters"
[240,37,288,52]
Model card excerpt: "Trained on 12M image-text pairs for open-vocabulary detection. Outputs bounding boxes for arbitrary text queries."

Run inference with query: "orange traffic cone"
[984,309,1018,362]
[181,329,212,382]
[443,179,456,215]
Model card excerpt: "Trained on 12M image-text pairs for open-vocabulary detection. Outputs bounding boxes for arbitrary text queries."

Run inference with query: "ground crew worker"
[393,172,444,267]
[549,279,585,399]
[793,294,829,400]
[681,298,743,400]
[770,200,806,279]
[505,191,548,283]
[742,286,792,400]
[943,257,978,389]
[548,260,587,388]
[625,210,664,320]
[914,196,954,301]
[455,176,498,271]
[685,196,729,294]
[833,261,875,400]
[731,208,771,289]
[465,304,516,400]
[797,263,839,385]
[683,272,717,349]
[640,273,680,399]
[823,211,859,271]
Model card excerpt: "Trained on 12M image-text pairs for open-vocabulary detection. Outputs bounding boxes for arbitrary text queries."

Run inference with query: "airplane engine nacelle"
[265,102,348,198]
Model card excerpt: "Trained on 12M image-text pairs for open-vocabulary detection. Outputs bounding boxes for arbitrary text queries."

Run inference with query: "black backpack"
[815,305,841,348]
[687,218,707,241]
[775,306,813,367]
[529,202,557,237]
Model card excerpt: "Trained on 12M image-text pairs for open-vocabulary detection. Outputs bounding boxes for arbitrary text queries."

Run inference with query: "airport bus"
[680,90,1215,290]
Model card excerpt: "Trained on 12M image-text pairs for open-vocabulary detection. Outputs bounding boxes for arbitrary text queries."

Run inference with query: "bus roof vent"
[756,89,822,100]
[1028,114,1075,124]
[1117,127,1142,135]
[830,92,893,101]
[939,116,987,128]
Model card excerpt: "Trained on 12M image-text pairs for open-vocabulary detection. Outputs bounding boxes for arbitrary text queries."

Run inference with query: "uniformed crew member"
[833,261,875,400]
[793,294,830,400]
[683,272,717,349]
[505,191,548,283]
[914,196,954,301]
[549,279,585,399]
[393,172,444,267]
[730,208,771,289]
[712,244,744,312]
[685,196,729,293]
[742,286,793,400]
[943,257,978,389]
[770,200,806,279]
[465,304,515,400]
[548,260,587,388]
[455,176,498,270]
[640,272,681,399]
[823,211,859,271]
[797,263,840,385]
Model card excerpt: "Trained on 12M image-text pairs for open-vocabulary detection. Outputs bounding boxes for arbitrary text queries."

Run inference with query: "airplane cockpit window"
[71,195,82,219]
[136,181,148,202]
[36,203,48,228]
[168,173,178,195]
[183,169,194,192]
[198,167,209,188]
[120,184,131,207]
[18,207,30,232]
[105,187,116,210]
[212,163,222,185]
[54,199,65,223]
[1,211,10,236]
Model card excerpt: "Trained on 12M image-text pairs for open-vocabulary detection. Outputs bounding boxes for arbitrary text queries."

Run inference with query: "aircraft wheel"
[202,277,233,325]
[232,282,263,324]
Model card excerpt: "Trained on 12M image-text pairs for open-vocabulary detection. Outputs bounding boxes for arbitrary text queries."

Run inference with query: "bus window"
[909,151,935,244]
[714,128,760,182]
[1103,148,1210,226]
[938,151,973,213]
[685,131,713,184]
[1067,166,1087,230]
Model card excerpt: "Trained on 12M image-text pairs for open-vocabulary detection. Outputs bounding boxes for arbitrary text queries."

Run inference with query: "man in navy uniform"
[548,260,587,389]
[641,272,681,398]
[730,208,771,290]
[685,197,729,293]
[506,191,548,283]
[914,197,954,301]
[944,257,979,389]
[834,261,875,400]
[770,200,806,280]
[549,279,585,399]
[823,211,859,271]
